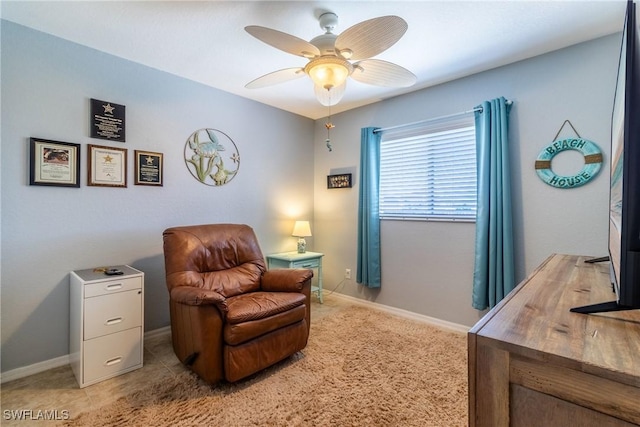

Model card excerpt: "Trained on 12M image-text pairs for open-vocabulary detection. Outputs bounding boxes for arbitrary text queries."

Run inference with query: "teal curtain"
[472,97,515,310]
[357,127,382,288]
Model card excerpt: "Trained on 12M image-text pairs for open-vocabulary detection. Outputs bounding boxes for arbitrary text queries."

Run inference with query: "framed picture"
[87,144,127,187]
[327,173,352,189]
[29,138,81,187]
[134,150,163,186]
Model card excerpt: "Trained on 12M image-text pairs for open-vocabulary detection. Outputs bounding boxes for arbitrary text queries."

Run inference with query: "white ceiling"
[1,1,627,120]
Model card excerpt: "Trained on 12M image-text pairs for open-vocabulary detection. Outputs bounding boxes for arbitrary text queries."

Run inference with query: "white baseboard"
[0,354,70,384]
[329,293,471,334]
[144,325,171,340]
[0,326,172,384]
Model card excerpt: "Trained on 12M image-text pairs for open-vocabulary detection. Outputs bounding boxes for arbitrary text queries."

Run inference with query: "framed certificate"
[29,138,81,188]
[87,144,127,187]
[134,150,163,186]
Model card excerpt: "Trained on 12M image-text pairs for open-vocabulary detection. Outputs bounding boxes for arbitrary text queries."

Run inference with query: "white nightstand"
[266,252,324,303]
[69,265,144,388]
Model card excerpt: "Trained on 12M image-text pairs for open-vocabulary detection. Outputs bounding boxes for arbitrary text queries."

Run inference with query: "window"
[379,116,476,221]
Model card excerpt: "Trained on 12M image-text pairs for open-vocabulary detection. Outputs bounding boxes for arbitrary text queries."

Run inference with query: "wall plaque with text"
[90,98,125,142]
[135,150,163,186]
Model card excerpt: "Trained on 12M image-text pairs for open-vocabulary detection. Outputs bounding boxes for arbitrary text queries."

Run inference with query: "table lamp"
[292,221,312,253]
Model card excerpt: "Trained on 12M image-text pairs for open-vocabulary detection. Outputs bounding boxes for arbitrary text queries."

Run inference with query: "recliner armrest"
[170,286,228,314]
[262,268,313,292]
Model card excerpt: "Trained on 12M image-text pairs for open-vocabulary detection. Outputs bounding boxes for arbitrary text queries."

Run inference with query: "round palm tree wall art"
[184,128,240,186]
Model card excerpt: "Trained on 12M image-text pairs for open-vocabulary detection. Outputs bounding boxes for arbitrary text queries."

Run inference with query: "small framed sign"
[327,173,352,189]
[90,98,125,142]
[87,144,127,187]
[29,138,81,188]
[134,150,163,186]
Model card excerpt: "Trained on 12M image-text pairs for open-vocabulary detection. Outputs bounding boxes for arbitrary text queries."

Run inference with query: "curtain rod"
[373,100,512,134]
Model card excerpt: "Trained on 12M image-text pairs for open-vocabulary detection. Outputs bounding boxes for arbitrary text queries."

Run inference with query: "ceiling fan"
[245,12,417,106]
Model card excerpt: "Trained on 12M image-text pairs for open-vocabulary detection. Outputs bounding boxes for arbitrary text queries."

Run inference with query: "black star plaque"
[90,98,126,142]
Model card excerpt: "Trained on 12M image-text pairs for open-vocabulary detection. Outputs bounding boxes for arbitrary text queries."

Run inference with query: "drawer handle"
[105,317,123,326]
[301,264,314,268]
[104,357,122,367]
[105,283,123,291]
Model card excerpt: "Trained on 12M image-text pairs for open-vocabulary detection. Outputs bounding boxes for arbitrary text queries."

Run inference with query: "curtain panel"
[357,127,382,288]
[472,97,515,310]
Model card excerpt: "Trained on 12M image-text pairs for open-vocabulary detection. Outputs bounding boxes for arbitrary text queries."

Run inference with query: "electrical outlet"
[345,268,352,279]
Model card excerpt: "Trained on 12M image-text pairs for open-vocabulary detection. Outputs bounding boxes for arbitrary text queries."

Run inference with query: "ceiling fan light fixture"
[314,82,346,106]
[304,57,353,91]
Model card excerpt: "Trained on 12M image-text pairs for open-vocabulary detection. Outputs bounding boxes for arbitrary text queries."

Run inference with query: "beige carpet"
[65,305,468,426]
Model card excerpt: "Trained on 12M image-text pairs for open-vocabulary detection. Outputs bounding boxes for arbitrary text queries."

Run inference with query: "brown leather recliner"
[162,223,313,383]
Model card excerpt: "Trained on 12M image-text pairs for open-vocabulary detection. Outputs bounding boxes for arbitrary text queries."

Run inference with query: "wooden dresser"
[468,254,640,426]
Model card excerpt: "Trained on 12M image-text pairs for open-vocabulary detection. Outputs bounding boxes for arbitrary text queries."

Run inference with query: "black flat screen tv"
[572,0,640,314]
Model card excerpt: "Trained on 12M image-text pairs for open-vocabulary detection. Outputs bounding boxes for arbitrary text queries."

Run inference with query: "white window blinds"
[379,116,477,221]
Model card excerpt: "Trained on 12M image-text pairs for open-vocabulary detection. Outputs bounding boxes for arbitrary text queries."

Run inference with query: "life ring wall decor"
[184,128,240,186]
[534,138,603,189]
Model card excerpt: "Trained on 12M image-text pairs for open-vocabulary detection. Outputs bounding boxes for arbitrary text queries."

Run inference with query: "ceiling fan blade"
[351,59,416,87]
[335,16,407,61]
[245,67,306,89]
[245,26,320,58]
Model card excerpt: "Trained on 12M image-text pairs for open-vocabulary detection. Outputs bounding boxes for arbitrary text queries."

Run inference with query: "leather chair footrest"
[224,320,308,382]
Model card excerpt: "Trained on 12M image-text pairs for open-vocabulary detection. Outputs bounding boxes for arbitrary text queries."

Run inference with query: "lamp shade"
[292,221,312,237]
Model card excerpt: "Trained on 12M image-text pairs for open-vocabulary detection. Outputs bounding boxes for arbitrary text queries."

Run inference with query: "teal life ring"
[535,138,603,189]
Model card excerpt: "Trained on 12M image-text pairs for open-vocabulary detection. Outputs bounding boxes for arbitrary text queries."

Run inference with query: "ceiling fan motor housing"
[310,33,338,56]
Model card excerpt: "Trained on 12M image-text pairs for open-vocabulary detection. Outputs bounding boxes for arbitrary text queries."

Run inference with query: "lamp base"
[297,237,307,253]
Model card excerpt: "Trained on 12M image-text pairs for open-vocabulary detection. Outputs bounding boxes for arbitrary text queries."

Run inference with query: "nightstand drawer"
[83,327,142,385]
[85,276,142,298]
[291,259,320,269]
[84,290,142,340]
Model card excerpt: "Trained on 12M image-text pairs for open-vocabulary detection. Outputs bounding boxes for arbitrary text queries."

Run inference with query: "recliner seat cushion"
[223,292,306,345]
[226,292,306,323]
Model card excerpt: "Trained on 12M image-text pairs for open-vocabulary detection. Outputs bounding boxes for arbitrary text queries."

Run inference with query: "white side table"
[266,251,324,303]
[69,265,144,388]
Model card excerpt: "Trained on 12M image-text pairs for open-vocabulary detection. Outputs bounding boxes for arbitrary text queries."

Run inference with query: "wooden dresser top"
[469,253,640,387]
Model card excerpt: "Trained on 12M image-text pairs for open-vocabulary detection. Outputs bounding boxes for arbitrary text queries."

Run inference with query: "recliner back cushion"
[202,264,263,297]
[163,224,266,296]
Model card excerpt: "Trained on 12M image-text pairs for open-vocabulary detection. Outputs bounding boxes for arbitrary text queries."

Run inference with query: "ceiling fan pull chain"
[325,97,335,152]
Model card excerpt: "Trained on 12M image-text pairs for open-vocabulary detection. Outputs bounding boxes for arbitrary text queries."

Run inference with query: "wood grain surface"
[469,254,640,426]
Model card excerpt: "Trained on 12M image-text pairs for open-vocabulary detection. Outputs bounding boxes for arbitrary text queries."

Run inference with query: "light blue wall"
[314,34,620,327]
[0,21,315,373]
